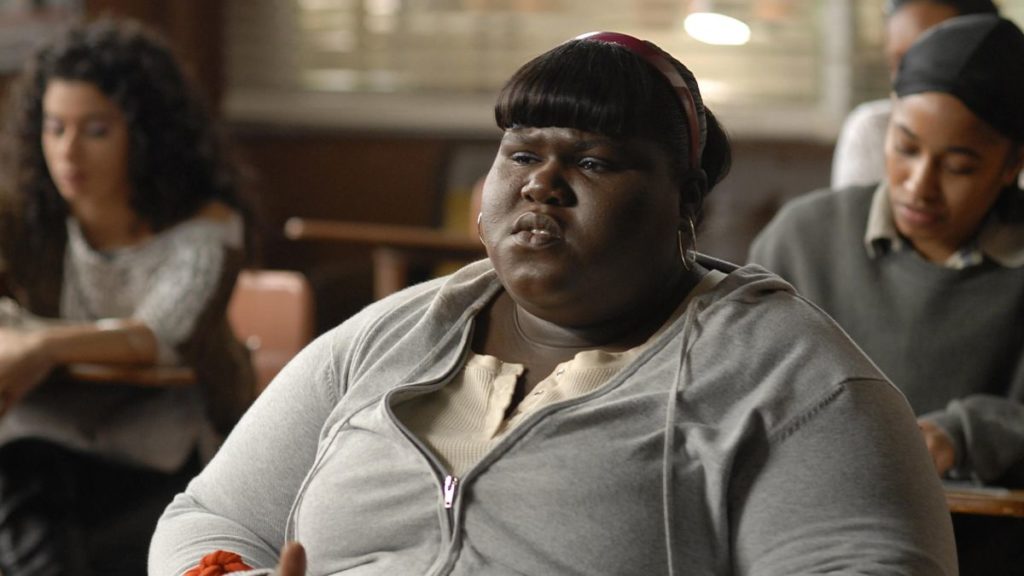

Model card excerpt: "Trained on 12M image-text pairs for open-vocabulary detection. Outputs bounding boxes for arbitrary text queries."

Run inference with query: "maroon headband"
[574,31,703,171]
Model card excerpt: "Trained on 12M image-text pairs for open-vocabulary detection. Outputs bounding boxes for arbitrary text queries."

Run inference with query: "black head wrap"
[894,14,1024,143]
[885,0,998,17]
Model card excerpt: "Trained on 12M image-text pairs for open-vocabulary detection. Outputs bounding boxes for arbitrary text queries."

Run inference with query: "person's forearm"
[34,319,159,366]
[925,395,1024,484]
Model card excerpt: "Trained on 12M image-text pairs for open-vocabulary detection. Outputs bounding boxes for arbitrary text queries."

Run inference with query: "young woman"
[152,32,954,576]
[752,14,1024,574]
[830,0,1000,189]
[0,18,255,574]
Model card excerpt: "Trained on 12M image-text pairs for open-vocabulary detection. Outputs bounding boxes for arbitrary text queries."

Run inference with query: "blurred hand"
[918,419,956,476]
[274,542,307,576]
[0,328,53,416]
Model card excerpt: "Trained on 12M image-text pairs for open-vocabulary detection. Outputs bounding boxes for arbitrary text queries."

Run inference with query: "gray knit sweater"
[750,185,1024,486]
[150,259,955,575]
[0,214,254,471]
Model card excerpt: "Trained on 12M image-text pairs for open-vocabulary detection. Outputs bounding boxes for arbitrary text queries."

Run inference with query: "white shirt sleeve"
[831,99,893,190]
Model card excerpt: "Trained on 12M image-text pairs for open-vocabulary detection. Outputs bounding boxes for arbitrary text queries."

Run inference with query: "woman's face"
[885,92,1024,262]
[41,79,133,212]
[479,126,684,327]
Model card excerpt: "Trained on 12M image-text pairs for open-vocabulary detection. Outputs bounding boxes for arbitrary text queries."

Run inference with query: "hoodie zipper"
[443,475,459,509]
[383,386,461,524]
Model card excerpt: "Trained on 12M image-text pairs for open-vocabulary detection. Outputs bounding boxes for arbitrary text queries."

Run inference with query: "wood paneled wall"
[231,129,471,331]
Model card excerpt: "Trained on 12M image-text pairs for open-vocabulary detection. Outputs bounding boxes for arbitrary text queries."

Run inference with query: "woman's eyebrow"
[895,122,982,160]
[42,111,116,122]
[895,123,919,142]
[944,145,983,161]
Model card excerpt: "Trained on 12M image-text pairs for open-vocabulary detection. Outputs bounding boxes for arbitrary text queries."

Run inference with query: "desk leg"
[373,247,410,300]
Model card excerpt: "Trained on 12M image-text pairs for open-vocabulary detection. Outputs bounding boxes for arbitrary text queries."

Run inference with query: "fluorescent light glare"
[692,78,729,101]
[684,12,751,46]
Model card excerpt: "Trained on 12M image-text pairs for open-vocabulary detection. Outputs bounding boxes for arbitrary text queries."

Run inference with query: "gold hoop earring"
[687,217,698,264]
[678,218,697,270]
[677,228,690,271]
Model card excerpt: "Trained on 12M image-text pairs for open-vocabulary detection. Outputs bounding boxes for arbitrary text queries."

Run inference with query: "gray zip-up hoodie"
[150,259,956,576]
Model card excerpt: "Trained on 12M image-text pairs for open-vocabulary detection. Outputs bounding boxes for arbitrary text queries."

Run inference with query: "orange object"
[183,550,252,576]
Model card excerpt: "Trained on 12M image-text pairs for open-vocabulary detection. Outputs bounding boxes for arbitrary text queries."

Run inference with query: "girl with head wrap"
[151,32,955,576]
[751,14,1024,574]
[830,0,1002,189]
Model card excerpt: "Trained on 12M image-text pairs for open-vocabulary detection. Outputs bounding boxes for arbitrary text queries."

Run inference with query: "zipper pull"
[443,475,459,509]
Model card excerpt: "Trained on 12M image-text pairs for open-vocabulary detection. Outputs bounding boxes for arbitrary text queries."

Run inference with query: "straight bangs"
[494,41,676,143]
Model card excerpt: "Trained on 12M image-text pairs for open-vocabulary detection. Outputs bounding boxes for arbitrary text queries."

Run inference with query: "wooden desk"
[66,363,197,387]
[945,484,1024,518]
[284,218,487,300]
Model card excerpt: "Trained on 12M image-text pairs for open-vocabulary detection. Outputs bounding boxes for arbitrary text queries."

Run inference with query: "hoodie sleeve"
[730,379,957,575]
[148,322,346,576]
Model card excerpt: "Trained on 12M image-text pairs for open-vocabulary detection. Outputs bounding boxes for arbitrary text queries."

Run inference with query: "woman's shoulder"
[158,201,244,250]
[841,98,893,133]
[317,260,498,353]
[195,200,238,222]
[751,185,875,263]
[697,264,886,381]
[296,260,499,404]
[682,265,892,436]
[702,264,842,329]
[772,185,873,226]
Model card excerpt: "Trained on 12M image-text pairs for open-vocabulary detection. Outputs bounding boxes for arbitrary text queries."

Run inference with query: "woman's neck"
[71,200,151,251]
[512,263,707,352]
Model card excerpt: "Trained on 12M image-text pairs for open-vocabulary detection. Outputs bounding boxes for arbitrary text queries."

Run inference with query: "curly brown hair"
[0,18,252,302]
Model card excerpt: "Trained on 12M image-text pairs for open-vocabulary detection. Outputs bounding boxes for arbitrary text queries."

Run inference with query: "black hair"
[0,18,255,306]
[886,0,999,16]
[493,39,731,223]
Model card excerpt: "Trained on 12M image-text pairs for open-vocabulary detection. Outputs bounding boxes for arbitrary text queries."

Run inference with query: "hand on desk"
[0,327,53,415]
[919,419,956,476]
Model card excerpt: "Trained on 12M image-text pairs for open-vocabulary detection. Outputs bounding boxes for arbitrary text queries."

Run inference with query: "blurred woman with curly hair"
[0,18,255,575]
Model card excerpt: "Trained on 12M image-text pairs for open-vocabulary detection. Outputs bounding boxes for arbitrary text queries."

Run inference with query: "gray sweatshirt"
[150,259,956,576]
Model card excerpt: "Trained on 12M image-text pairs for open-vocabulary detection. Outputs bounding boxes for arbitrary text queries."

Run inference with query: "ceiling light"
[684,2,751,46]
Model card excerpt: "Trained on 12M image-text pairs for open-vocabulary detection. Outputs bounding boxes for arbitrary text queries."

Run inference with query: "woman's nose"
[56,130,83,160]
[903,158,940,204]
[520,161,571,205]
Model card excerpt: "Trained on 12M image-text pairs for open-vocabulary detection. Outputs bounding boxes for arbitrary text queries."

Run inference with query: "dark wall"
[230,127,476,331]
[701,139,834,264]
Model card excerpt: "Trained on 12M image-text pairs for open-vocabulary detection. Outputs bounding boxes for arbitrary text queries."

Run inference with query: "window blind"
[222,0,964,139]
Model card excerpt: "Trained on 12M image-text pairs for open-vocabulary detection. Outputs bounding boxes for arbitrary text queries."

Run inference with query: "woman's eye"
[894,143,917,157]
[42,119,64,135]
[84,121,110,137]
[944,163,977,176]
[579,158,611,172]
[509,152,537,165]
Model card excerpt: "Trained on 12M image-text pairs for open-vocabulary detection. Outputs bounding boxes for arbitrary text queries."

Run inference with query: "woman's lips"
[894,202,943,228]
[56,170,85,188]
[511,212,564,247]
